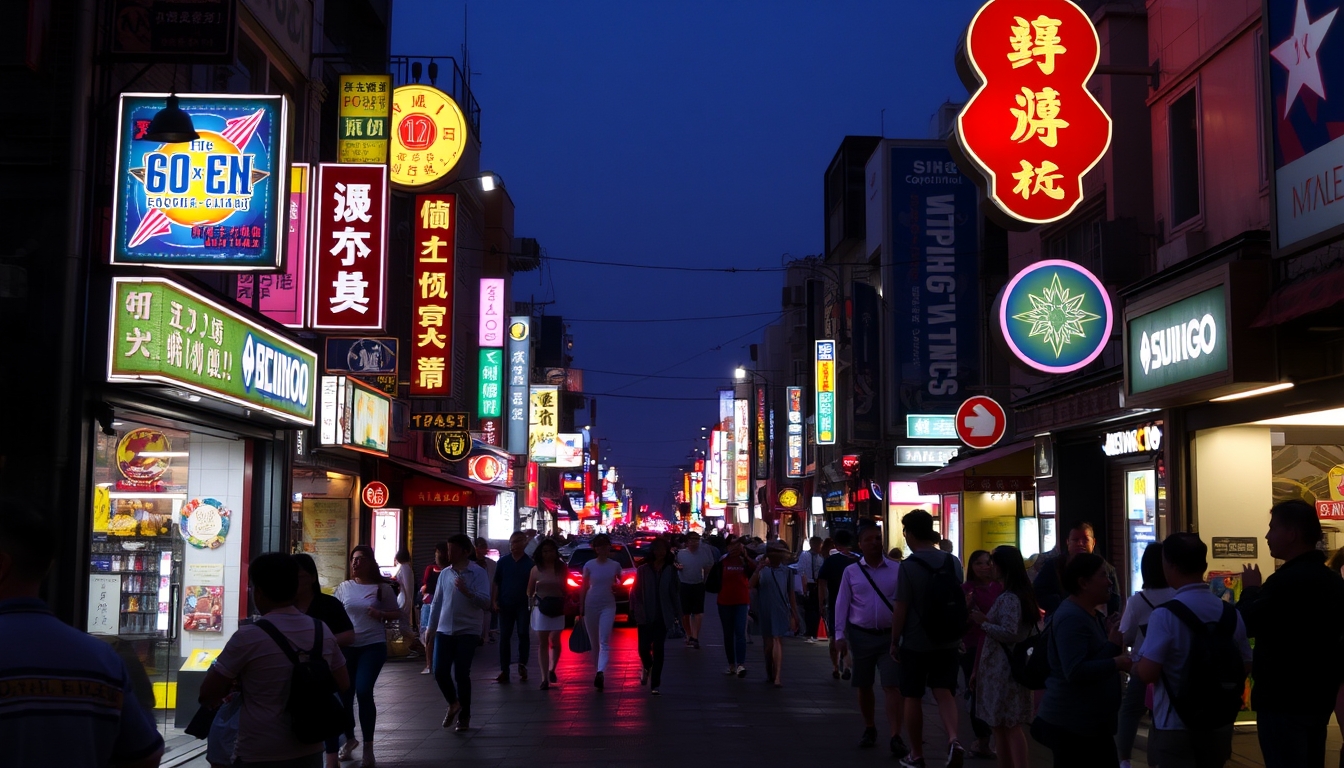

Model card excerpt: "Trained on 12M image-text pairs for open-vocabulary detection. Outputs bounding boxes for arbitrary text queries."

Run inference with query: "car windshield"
[568,547,633,570]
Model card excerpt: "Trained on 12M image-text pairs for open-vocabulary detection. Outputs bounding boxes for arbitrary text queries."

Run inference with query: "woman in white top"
[1116,542,1175,768]
[528,538,568,690]
[333,545,400,767]
[577,534,623,690]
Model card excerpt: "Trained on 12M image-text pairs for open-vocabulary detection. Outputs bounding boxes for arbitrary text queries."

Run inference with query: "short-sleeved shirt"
[716,553,754,606]
[675,545,717,585]
[895,549,965,651]
[1119,587,1176,654]
[1137,583,1253,730]
[818,551,860,603]
[306,592,354,637]
[333,580,399,647]
[422,564,443,604]
[494,553,535,608]
[583,559,624,609]
[214,606,347,762]
[0,598,164,767]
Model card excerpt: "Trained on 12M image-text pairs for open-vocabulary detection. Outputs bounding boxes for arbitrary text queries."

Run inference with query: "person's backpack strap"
[310,616,323,657]
[1160,598,1229,635]
[857,562,896,613]
[254,619,302,665]
[1140,592,1154,610]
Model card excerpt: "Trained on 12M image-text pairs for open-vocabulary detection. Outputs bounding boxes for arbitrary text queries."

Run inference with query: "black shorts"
[897,647,960,698]
[680,583,706,614]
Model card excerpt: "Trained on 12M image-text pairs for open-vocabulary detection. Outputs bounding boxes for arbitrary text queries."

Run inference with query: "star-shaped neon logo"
[1011,272,1101,358]
[1272,0,1338,119]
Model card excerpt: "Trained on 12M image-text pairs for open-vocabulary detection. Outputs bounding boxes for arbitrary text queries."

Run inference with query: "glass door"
[1125,468,1159,596]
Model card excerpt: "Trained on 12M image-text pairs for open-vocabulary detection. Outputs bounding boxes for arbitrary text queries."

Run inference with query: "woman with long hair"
[969,546,1042,768]
[631,537,682,694]
[961,549,1002,758]
[576,533,622,690]
[1116,543,1173,768]
[527,538,567,690]
[333,545,400,767]
[293,554,355,768]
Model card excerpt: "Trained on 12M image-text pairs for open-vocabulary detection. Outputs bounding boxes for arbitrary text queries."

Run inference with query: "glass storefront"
[291,469,356,593]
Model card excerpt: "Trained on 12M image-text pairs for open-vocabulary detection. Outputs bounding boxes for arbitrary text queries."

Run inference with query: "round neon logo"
[999,259,1112,374]
[389,85,468,189]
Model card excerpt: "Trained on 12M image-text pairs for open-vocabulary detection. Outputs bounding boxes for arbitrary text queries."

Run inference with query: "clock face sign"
[389,85,468,189]
[999,259,1113,373]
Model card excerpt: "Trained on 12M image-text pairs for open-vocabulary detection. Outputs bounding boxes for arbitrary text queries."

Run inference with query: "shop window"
[1169,87,1202,227]
[292,469,355,592]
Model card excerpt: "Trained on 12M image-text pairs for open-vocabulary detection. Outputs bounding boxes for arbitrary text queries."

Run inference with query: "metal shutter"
[410,506,464,581]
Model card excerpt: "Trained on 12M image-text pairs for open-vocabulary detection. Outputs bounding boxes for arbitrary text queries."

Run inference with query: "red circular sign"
[362,481,390,508]
[468,455,502,484]
[397,113,436,151]
[955,396,1008,450]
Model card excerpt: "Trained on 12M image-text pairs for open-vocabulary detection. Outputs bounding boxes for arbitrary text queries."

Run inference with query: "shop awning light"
[1210,382,1294,403]
[1255,406,1344,426]
[137,451,190,458]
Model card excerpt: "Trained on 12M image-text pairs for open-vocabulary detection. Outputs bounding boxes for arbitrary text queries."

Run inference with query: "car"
[564,544,637,623]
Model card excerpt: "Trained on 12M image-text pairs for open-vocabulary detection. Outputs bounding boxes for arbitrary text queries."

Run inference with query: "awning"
[1253,265,1344,327]
[385,456,500,506]
[916,439,1034,496]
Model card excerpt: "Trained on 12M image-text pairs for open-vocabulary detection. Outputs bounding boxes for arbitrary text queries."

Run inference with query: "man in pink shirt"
[835,524,908,759]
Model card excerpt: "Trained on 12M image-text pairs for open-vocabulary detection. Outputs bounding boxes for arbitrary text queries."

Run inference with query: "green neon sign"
[479,348,503,418]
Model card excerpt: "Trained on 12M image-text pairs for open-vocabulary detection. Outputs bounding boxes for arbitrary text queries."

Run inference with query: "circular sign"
[468,455,503,484]
[389,85,468,189]
[999,259,1113,374]
[509,320,529,342]
[362,481,390,508]
[116,428,173,482]
[434,430,472,463]
[180,498,231,549]
[777,488,801,509]
[956,396,1007,450]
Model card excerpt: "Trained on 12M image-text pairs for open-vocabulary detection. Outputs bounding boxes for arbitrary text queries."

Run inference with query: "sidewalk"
[177,611,1316,767]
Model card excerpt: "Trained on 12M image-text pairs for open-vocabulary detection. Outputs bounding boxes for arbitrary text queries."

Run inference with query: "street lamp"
[734,366,747,380]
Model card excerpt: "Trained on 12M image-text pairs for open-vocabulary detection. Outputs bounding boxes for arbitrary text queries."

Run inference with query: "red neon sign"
[955,0,1112,224]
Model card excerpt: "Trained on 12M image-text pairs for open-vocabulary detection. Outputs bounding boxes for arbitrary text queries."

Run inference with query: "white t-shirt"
[1119,586,1176,655]
[334,580,399,647]
[394,563,415,612]
[212,606,346,763]
[582,559,624,609]
[674,546,717,585]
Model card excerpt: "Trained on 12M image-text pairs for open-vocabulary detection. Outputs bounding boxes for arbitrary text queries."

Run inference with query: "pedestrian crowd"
[4,502,1344,768]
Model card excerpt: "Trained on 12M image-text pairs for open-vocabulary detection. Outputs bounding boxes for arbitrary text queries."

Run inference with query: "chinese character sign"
[734,398,750,503]
[311,164,388,331]
[112,93,288,269]
[479,348,503,418]
[955,0,1111,224]
[390,85,469,189]
[786,386,804,479]
[529,385,559,463]
[236,163,309,327]
[480,278,505,347]
[338,74,391,164]
[755,384,769,480]
[816,341,836,445]
[411,194,456,395]
[507,317,531,455]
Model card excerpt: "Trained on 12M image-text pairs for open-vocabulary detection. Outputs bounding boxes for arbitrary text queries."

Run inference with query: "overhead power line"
[564,310,783,324]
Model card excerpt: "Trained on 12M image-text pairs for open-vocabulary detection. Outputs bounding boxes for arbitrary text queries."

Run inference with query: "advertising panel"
[235,163,309,327]
[815,340,836,445]
[311,163,388,330]
[786,386,804,479]
[507,317,531,455]
[112,93,288,269]
[719,388,735,500]
[889,144,981,429]
[754,384,769,480]
[109,277,317,425]
[478,348,503,418]
[410,195,455,395]
[108,0,237,61]
[390,85,468,189]
[851,281,882,443]
[324,337,397,374]
[529,385,559,463]
[555,433,584,468]
[1127,287,1227,395]
[707,429,722,505]
[337,74,391,164]
[734,398,750,503]
[318,375,390,455]
[480,279,505,347]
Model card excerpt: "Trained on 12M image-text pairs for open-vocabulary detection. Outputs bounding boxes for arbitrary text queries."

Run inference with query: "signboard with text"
[410,195,456,395]
[529,385,559,463]
[311,163,388,330]
[390,85,468,189]
[786,386,804,479]
[507,317,531,455]
[338,74,391,164]
[480,279,505,347]
[109,0,237,61]
[754,384,769,480]
[410,412,468,431]
[479,349,503,418]
[1127,286,1227,395]
[236,163,309,327]
[815,340,836,445]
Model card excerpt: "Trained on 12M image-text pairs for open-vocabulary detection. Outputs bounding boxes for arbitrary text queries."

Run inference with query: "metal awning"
[916,439,1034,496]
[385,456,501,505]
[1253,265,1344,327]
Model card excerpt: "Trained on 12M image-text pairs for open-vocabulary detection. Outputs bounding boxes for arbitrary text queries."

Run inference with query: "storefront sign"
[480,279,505,347]
[180,499,232,550]
[1000,259,1112,373]
[507,317,531,455]
[1268,0,1344,254]
[1318,500,1344,520]
[324,337,397,374]
[851,281,883,442]
[109,0,237,61]
[734,398,750,503]
[235,163,309,326]
[434,430,471,463]
[754,384,769,480]
[409,412,468,431]
[896,446,960,467]
[906,413,958,439]
[786,386,804,479]
[1127,286,1227,395]
[405,475,478,506]
[479,417,501,447]
[956,395,1007,450]
[411,194,455,395]
[112,93,288,269]
[555,433,583,468]
[318,375,389,455]
[362,481,390,508]
[777,488,801,509]
[479,349,503,418]
[823,490,849,512]
[954,0,1112,224]
[390,85,468,189]
[1102,423,1163,457]
[337,74,391,164]
[529,385,559,463]
[468,455,507,486]
[109,277,316,424]
[311,163,388,330]
[816,340,836,445]
[1211,537,1258,559]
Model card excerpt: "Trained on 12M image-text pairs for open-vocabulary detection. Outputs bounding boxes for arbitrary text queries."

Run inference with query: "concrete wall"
[1191,425,1276,575]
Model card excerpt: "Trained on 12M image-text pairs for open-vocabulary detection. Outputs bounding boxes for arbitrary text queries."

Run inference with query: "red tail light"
[566,575,581,588]
[622,576,635,587]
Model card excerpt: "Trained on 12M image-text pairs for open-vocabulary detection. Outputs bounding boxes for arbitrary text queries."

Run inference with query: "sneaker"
[947,741,966,768]
[455,719,470,732]
[640,667,649,685]
[736,665,747,678]
[725,665,736,675]
[594,671,604,690]
[899,756,927,768]
[420,667,432,675]
[650,687,660,695]
[858,726,877,748]
[518,664,528,682]
[890,735,910,759]
[442,702,461,728]
[338,738,360,760]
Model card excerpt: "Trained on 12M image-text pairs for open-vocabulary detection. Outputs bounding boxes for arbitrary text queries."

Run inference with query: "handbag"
[184,703,217,739]
[206,695,241,766]
[1000,619,1052,690]
[569,618,593,653]
[538,595,565,617]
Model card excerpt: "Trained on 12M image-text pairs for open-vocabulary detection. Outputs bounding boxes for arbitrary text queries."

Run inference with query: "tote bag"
[568,619,593,653]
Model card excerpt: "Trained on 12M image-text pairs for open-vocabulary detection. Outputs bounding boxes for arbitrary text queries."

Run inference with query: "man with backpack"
[1134,533,1251,768]
[201,552,350,768]
[889,510,967,768]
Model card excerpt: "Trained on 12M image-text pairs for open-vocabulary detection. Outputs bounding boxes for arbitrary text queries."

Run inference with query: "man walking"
[891,510,967,768]
[796,536,824,642]
[1134,533,1251,768]
[1238,500,1344,768]
[0,501,165,768]
[426,534,493,732]
[818,528,860,679]
[674,531,716,648]
[834,524,908,758]
[494,531,534,683]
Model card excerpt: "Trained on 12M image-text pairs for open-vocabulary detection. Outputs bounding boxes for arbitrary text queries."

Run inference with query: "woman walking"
[716,538,757,677]
[969,546,1041,768]
[293,554,354,768]
[750,540,798,686]
[528,538,568,690]
[1116,543,1172,768]
[333,546,400,767]
[419,542,447,674]
[631,538,682,694]
[962,549,1003,759]
[576,533,622,690]
[1032,552,1130,768]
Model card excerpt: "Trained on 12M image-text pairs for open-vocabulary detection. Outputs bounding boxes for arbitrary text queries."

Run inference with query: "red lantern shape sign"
[955,0,1112,225]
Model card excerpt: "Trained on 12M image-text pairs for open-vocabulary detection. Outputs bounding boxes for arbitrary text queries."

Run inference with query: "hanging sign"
[480,278,505,347]
[311,163,388,330]
[507,318,531,455]
[954,0,1112,224]
[434,430,472,463]
[112,93,288,269]
[479,348,503,418]
[999,259,1113,373]
[324,337,397,374]
[362,481,390,508]
[410,412,469,431]
[786,386,804,479]
[956,395,1007,450]
[1102,423,1163,457]
[815,340,837,445]
[411,194,455,395]
[529,385,559,463]
[235,163,309,327]
[337,74,391,164]
[389,85,468,189]
[318,375,389,455]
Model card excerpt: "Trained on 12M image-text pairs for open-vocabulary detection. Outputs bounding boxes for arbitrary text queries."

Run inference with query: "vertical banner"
[707,429,722,506]
[410,194,455,395]
[719,388,735,501]
[734,398,750,503]
[236,163,310,327]
[311,164,388,331]
[787,386,804,478]
[507,316,531,455]
[478,349,502,418]
[479,417,501,447]
[888,144,979,429]
[754,384,769,480]
[529,385,558,463]
[851,281,882,442]
[479,278,505,346]
[815,340,837,445]
[337,74,391,164]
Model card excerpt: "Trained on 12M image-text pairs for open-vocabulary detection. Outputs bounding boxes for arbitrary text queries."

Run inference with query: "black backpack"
[1158,600,1248,731]
[1000,620,1052,690]
[255,618,344,743]
[906,554,969,644]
